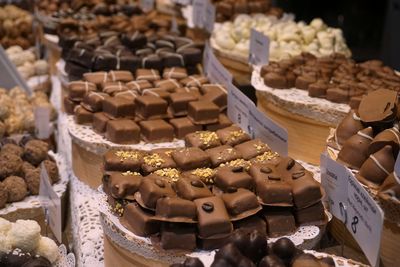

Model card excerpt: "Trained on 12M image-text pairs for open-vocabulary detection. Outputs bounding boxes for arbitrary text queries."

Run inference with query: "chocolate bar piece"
[102,82,129,95]
[200,84,227,111]
[139,178,176,209]
[263,209,296,237]
[122,203,160,236]
[194,196,232,238]
[183,168,216,185]
[142,55,163,72]
[93,112,110,133]
[108,70,134,82]
[74,105,94,124]
[142,150,177,174]
[139,119,174,142]
[105,119,140,144]
[104,150,144,172]
[84,71,110,85]
[295,201,325,224]
[135,95,168,119]
[126,80,153,92]
[185,131,222,150]
[217,126,251,146]
[234,139,270,160]
[136,68,160,81]
[180,47,202,65]
[291,176,322,209]
[233,216,267,237]
[161,223,197,251]
[64,97,78,115]
[168,92,198,116]
[82,92,107,112]
[114,90,138,102]
[206,145,242,167]
[171,147,211,170]
[142,88,171,100]
[180,75,208,87]
[221,188,260,216]
[102,96,135,119]
[215,166,254,191]
[156,197,197,220]
[68,81,96,101]
[206,114,233,131]
[169,117,202,139]
[188,101,219,125]
[154,79,181,92]
[175,177,213,200]
[109,171,142,199]
[163,67,188,80]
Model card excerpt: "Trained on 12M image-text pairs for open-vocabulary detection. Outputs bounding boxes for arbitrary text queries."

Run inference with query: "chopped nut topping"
[191,168,215,184]
[115,150,140,161]
[144,153,165,167]
[122,171,141,176]
[197,131,219,147]
[219,158,251,171]
[228,130,245,141]
[254,151,279,162]
[253,143,267,152]
[154,168,181,182]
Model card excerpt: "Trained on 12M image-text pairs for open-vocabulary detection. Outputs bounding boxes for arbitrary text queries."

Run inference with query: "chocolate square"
[135,95,168,119]
[108,70,134,82]
[102,96,135,119]
[180,75,208,87]
[233,216,267,237]
[160,223,197,251]
[215,166,254,191]
[163,67,188,80]
[169,117,202,139]
[74,105,94,124]
[105,119,140,144]
[68,81,96,101]
[64,97,78,114]
[108,171,142,199]
[104,150,144,172]
[295,201,325,225]
[139,178,176,209]
[175,177,213,201]
[188,101,219,125]
[83,71,110,86]
[114,90,138,102]
[142,88,171,100]
[102,82,129,95]
[194,196,232,238]
[206,114,233,131]
[221,188,260,216]
[154,79,181,92]
[234,139,270,160]
[93,112,110,133]
[139,119,174,142]
[180,48,202,66]
[136,68,161,81]
[263,209,296,237]
[185,131,222,150]
[82,92,107,112]
[126,80,153,92]
[171,147,211,170]
[162,53,185,67]
[291,176,322,209]
[156,197,197,220]
[183,168,216,185]
[205,145,242,167]
[217,125,251,146]
[200,84,227,111]
[142,150,177,174]
[122,203,160,236]
[168,92,198,116]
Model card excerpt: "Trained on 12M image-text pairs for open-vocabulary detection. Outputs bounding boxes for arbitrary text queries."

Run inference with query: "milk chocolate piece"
[234,139,270,160]
[142,88,171,100]
[122,203,160,236]
[93,112,110,133]
[64,97,78,114]
[114,90,138,102]
[108,70,134,82]
[295,201,325,224]
[184,168,216,185]
[185,131,222,150]
[175,177,213,200]
[263,73,287,89]
[233,216,267,237]
[84,71,110,86]
[206,145,242,167]
[171,147,211,170]
[102,96,135,118]
[105,119,140,144]
[82,92,107,112]
[109,171,142,199]
[217,126,251,146]
[135,95,168,119]
[337,127,374,169]
[136,68,161,81]
[188,101,219,125]
[74,105,94,124]
[369,127,400,156]
[357,145,395,188]
[104,150,144,172]
[161,223,197,250]
[154,79,181,92]
[180,47,202,65]
[200,84,227,111]
[142,150,177,174]
[168,92,198,116]
[263,209,296,237]
[326,88,349,103]
[163,67,188,80]
[169,118,202,139]
[291,176,322,209]
[206,114,233,131]
[139,178,176,209]
[221,188,260,216]
[194,196,233,238]
[308,82,328,98]
[139,119,174,142]
[334,111,363,148]
[156,197,197,220]
[180,75,208,87]
[103,82,129,95]
[126,80,153,92]
[215,166,254,191]
[68,81,96,101]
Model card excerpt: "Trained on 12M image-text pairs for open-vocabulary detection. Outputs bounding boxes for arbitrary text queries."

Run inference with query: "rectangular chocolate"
[108,70,134,82]
[105,119,140,144]
[74,105,94,124]
[171,147,211,170]
[169,117,202,139]
[163,67,188,80]
[93,112,110,133]
[82,92,107,112]
[135,95,168,119]
[168,92,198,116]
[175,178,213,201]
[126,80,153,92]
[139,119,174,142]
[122,203,160,237]
[161,223,196,251]
[205,145,242,167]
[295,201,325,225]
[64,96,78,115]
[263,209,296,237]
[68,81,96,101]
[215,166,254,192]
[216,125,251,146]
[185,131,222,150]
[221,188,260,216]
[139,178,176,209]
[142,150,177,174]
[234,139,270,160]
[108,171,142,199]
[136,68,160,81]
[187,101,219,125]
[102,96,135,119]
[155,197,197,220]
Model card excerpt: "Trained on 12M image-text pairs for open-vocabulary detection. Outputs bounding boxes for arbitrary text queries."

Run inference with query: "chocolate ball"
[258,255,285,267]
[215,243,244,265]
[292,253,320,267]
[0,250,32,267]
[3,176,28,202]
[23,140,49,166]
[0,182,7,208]
[21,256,52,267]
[24,168,40,195]
[43,159,59,184]
[271,238,296,261]
[0,143,23,157]
[244,230,268,263]
[183,257,204,267]
[0,153,23,179]
[238,257,256,267]
[230,229,250,254]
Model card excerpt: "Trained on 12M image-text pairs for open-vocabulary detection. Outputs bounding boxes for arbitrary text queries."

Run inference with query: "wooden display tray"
[257,91,333,165]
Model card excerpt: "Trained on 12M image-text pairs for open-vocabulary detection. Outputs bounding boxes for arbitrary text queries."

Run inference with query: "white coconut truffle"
[6,45,23,55]
[34,60,49,75]
[7,220,41,252]
[0,236,12,254]
[35,236,59,263]
[0,217,12,235]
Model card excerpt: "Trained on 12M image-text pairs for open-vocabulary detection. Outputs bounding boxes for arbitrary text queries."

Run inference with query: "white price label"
[248,106,288,156]
[227,83,255,134]
[249,29,270,66]
[192,0,206,28]
[321,154,383,267]
[206,49,232,88]
[39,164,62,243]
[204,2,216,33]
[140,0,155,12]
[34,106,51,139]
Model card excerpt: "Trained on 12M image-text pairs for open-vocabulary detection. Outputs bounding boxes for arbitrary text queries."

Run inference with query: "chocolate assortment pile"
[66,69,229,143]
[0,136,59,208]
[103,126,325,251]
[261,53,400,108]
[171,232,335,267]
[331,89,400,196]
[63,31,203,80]
[0,5,34,49]
[213,0,283,22]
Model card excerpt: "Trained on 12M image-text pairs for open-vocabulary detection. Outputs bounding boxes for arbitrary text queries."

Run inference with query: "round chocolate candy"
[271,238,296,261]
[258,255,285,267]
[244,230,268,263]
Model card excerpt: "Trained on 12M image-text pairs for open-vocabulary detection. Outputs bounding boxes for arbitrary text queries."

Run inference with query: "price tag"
[227,83,255,134]
[140,0,155,12]
[34,106,51,139]
[206,49,232,88]
[249,29,270,66]
[320,154,383,267]
[204,2,216,33]
[39,164,62,243]
[192,0,206,28]
[248,106,288,156]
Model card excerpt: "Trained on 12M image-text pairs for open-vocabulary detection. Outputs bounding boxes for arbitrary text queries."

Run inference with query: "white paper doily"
[252,65,350,126]
[55,244,76,267]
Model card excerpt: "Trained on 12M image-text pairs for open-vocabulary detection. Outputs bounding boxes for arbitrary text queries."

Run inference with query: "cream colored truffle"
[35,236,59,263]
[7,219,41,252]
[0,217,11,235]
[34,60,49,75]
